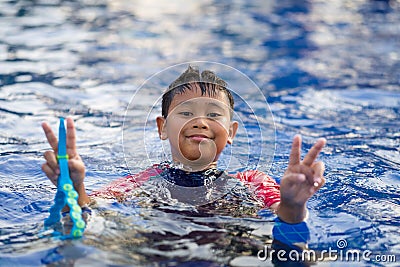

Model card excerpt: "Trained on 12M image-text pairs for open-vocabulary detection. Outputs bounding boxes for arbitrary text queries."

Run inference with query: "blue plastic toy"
[44,118,86,238]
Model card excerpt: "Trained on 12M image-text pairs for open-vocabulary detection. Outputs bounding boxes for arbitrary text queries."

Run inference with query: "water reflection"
[35,215,313,266]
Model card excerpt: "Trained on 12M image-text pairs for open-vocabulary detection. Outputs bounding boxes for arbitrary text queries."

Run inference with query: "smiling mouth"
[187,134,211,142]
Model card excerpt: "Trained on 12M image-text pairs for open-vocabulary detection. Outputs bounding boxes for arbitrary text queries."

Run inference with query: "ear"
[227,121,238,145]
[156,116,168,140]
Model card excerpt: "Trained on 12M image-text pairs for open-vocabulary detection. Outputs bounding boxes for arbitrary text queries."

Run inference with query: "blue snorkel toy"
[44,118,86,238]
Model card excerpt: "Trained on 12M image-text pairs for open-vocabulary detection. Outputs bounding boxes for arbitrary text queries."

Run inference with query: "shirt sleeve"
[89,165,162,200]
[233,170,281,208]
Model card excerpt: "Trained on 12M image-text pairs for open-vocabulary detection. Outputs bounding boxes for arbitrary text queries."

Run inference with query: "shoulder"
[233,169,278,185]
[231,170,281,208]
[89,164,163,199]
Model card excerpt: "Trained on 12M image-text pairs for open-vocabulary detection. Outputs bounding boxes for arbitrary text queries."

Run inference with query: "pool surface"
[0,0,399,266]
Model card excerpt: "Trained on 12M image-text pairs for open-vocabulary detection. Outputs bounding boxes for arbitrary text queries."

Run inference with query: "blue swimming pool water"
[0,0,399,266]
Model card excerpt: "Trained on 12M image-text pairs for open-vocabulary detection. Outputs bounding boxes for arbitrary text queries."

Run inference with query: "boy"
[42,66,326,224]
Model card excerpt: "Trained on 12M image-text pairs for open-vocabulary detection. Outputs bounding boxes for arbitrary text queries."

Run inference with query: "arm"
[89,166,161,200]
[41,117,90,209]
[234,170,281,208]
[274,135,326,224]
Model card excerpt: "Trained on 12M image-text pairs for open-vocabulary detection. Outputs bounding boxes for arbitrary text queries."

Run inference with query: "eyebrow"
[206,101,228,110]
[177,100,228,109]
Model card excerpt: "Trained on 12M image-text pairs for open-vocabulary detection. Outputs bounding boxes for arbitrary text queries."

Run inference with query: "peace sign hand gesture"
[41,118,89,207]
[277,135,326,223]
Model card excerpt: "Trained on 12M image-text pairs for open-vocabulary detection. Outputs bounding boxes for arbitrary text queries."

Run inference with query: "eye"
[207,112,221,118]
[179,111,193,117]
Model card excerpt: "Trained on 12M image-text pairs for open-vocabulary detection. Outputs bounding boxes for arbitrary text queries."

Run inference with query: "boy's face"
[156,84,238,171]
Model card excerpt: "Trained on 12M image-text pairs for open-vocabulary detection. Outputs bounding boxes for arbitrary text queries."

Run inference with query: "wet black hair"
[161,65,234,118]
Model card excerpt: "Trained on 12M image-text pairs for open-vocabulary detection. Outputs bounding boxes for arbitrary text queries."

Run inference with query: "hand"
[277,135,326,223]
[41,117,86,190]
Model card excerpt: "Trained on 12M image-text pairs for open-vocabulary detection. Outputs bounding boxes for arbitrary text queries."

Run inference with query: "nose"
[192,117,209,129]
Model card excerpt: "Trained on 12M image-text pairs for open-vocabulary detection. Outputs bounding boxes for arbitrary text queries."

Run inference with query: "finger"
[66,117,77,158]
[42,122,58,152]
[302,138,326,166]
[282,173,306,188]
[43,150,60,174]
[42,163,58,184]
[288,135,301,167]
[312,161,326,187]
[68,158,85,171]
[298,165,315,182]
[311,177,325,192]
[313,161,325,178]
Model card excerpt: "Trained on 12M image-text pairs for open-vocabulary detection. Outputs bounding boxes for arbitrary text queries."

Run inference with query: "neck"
[171,159,217,172]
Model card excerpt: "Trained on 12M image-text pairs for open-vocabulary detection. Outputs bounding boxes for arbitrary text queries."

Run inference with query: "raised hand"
[41,118,89,206]
[277,135,326,223]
